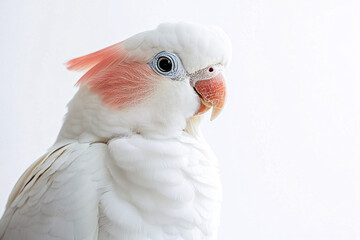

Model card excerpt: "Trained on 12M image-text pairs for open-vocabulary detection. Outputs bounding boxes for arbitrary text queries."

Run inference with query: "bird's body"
[0,22,231,240]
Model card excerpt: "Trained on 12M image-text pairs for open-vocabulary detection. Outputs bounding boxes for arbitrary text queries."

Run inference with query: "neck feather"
[56,87,203,144]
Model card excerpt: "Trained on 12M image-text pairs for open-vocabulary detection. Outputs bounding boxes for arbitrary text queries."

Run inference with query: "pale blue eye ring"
[149,52,186,80]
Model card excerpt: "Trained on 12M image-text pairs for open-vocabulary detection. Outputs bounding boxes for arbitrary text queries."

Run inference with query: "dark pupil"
[158,57,172,72]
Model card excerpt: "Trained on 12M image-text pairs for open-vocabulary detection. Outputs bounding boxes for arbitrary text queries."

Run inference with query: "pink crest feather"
[66,42,124,72]
[66,42,157,109]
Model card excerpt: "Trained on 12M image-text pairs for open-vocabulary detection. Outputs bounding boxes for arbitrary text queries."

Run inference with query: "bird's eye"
[149,52,186,80]
[157,57,172,72]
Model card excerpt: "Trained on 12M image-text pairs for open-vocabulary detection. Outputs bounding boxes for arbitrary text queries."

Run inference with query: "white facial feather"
[124,22,232,74]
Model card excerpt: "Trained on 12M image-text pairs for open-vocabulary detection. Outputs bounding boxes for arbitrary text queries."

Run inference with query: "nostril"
[209,67,214,72]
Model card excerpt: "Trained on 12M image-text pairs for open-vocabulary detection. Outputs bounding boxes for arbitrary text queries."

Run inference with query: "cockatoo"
[0,22,231,240]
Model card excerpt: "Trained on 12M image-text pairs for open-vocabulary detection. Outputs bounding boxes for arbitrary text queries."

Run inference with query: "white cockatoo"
[0,22,231,240]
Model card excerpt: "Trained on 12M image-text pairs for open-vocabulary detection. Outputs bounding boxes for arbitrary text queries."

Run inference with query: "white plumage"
[124,22,232,74]
[0,22,231,240]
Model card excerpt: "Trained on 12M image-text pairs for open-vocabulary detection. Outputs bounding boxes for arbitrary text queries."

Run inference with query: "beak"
[193,73,226,120]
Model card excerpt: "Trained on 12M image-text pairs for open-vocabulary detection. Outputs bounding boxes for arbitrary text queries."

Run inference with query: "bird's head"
[64,22,231,139]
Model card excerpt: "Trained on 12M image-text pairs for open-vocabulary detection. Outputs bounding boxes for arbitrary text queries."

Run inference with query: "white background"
[1,0,360,239]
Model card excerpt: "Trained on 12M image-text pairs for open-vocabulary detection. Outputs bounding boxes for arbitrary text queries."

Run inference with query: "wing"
[0,142,108,240]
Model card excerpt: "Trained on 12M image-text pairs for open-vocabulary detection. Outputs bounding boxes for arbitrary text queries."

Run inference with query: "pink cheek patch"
[67,44,158,110]
[85,62,157,109]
